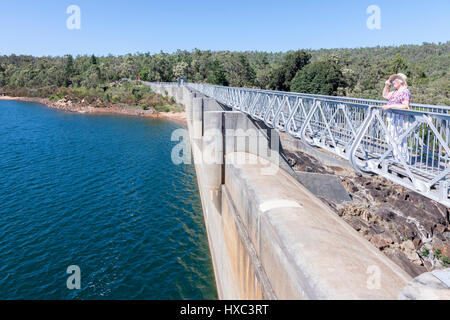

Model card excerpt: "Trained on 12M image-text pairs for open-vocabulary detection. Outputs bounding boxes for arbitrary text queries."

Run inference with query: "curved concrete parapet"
[148,83,415,299]
[224,152,412,299]
[399,269,450,300]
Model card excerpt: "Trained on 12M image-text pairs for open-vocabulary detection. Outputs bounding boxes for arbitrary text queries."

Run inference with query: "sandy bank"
[0,96,186,124]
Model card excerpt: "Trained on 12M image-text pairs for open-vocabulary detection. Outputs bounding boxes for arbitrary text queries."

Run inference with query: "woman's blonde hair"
[389,73,408,87]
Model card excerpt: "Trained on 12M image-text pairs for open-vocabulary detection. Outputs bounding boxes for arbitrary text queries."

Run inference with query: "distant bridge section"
[174,83,449,207]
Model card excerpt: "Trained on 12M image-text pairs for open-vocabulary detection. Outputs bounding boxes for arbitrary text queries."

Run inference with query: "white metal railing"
[151,82,450,207]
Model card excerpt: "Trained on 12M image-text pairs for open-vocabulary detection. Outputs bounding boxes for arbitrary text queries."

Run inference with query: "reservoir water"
[0,100,217,299]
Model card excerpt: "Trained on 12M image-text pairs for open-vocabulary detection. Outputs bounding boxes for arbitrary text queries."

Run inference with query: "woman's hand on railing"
[382,103,410,111]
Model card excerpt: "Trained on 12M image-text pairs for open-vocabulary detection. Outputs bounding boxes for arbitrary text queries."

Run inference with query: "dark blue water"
[0,100,217,299]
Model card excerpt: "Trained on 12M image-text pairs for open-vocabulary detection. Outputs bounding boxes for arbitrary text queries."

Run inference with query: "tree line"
[0,41,448,105]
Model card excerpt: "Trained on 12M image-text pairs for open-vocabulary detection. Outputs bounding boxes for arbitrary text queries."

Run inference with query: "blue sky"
[0,0,449,56]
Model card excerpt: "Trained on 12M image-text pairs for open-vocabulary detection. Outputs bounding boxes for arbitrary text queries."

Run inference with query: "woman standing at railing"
[382,73,411,163]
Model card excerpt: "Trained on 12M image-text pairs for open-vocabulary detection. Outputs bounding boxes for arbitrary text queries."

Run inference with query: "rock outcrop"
[284,149,450,278]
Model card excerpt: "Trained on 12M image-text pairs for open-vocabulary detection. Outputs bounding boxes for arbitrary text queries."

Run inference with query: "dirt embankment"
[0,96,186,124]
[284,149,450,278]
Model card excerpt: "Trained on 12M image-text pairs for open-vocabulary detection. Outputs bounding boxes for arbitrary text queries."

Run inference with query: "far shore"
[0,95,186,124]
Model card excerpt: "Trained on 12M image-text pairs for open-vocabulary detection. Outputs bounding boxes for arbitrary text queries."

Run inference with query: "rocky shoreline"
[0,96,186,124]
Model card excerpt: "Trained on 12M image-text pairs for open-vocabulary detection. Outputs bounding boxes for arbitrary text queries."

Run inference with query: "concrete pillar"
[172,86,178,100]
[203,97,223,112]
[186,87,193,109]
[185,92,195,127]
[192,97,203,139]
[177,86,184,102]
[203,111,224,213]
[181,86,188,106]
[222,112,293,176]
[169,86,175,98]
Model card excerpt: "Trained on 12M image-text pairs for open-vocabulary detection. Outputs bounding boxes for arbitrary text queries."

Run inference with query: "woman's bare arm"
[382,100,410,111]
[382,80,392,99]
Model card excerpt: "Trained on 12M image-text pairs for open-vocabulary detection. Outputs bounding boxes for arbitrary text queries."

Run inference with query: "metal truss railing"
[145,81,178,86]
[151,82,450,207]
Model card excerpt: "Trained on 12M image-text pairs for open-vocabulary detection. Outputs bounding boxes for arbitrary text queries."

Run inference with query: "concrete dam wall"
[148,83,415,300]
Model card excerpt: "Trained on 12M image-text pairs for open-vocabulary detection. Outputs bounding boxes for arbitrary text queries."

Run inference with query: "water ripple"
[0,101,217,300]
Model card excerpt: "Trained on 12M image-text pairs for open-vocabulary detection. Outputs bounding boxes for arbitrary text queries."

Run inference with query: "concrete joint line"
[222,185,277,299]
[259,200,303,213]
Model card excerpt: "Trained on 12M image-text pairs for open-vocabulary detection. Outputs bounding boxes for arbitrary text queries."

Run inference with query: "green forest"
[0,41,448,105]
